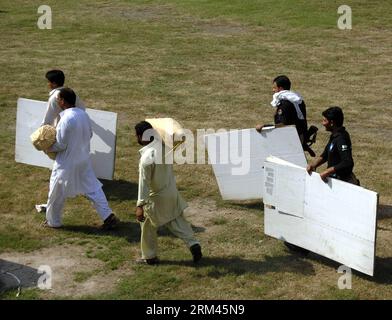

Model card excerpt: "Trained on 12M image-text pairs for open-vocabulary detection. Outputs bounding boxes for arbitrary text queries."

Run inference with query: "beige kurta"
[137,139,188,227]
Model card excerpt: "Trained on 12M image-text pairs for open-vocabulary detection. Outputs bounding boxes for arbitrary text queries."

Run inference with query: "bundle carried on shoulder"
[30,125,57,160]
[145,118,186,151]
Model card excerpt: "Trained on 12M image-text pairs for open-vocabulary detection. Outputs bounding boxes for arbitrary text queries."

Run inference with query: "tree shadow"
[100,179,138,202]
[61,221,141,243]
[0,260,40,294]
[377,204,392,220]
[160,254,315,277]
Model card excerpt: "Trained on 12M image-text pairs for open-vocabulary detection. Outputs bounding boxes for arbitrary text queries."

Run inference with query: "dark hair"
[322,106,344,127]
[58,87,76,106]
[273,75,291,90]
[45,70,65,86]
[135,121,155,144]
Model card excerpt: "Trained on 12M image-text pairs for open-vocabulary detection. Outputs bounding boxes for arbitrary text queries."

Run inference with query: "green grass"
[1,0,392,299]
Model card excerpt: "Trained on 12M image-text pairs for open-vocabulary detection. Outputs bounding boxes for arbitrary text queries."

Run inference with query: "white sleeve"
[48,119,68,152]
[41,93,61,126]
[137,161,153,207]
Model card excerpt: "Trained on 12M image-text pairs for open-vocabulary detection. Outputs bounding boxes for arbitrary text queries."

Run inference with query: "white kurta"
[48,107,102,198]
[41,88,85,127]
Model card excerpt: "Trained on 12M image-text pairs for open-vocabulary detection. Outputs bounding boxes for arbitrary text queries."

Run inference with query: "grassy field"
[0,0,392,299]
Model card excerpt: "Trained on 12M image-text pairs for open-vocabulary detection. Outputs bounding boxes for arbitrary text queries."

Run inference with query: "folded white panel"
[263,159,305,218]
[263,156,378,276]
[204,126,306,200]
[15,98,117,180]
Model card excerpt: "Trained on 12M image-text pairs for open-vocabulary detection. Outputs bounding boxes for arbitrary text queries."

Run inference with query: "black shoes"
[101,213,120,230]
[136,245,202,265]
[136,257,160,265]
[190,244,202,263]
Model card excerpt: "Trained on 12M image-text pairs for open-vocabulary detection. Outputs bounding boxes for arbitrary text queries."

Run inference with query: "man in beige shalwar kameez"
[134,121,202,265]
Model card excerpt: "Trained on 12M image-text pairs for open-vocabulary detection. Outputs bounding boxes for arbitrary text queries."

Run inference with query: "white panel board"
[204,126,307,200]
[263,157,378,276]
[15,98,117,180]
[263,159,305,218]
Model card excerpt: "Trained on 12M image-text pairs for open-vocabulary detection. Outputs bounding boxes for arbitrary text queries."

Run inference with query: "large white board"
[204,126,307,200]
[263,156,378,276]
[15,98,117,180]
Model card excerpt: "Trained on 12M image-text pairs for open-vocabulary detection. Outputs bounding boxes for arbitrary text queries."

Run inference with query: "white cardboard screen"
[15,98,117,180]
[263,156,378,276]
[204,127,307,200]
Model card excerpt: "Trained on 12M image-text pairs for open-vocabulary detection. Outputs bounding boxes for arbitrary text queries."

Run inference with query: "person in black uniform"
[256,75,317,156]
[307,106,359,185]
[257,76,308,137]
[257,76,313,256]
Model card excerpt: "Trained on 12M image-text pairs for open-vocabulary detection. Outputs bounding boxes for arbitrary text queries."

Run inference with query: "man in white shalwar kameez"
[35,70,86,213]
[43,88,119,230]
[134,121,202,265]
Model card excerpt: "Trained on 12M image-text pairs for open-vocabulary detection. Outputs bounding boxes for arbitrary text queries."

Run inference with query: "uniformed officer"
[257,76,313,256]
[307,106,359,185]
[256,75,317,156]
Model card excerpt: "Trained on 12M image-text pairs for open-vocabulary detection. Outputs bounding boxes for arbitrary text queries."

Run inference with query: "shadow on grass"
[377,204,392,220]
[100,179,138,202]
[157,224,206,237]
[62,218,205,244]
[372,257,392,284]
[61,221,141,243]
[305,251,392,284]
[159,254,315,276]
[217,200,264,211]
[0,259,40,294]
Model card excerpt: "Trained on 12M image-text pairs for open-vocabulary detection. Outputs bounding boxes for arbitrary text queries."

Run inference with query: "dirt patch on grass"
[101,3,248,36]
[185,198,252,233]
[0,245,133,298]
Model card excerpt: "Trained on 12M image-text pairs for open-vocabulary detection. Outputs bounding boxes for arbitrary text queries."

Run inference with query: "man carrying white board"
[307,106,359,185]
[42,88,119,230]
[36,70,86,213]
[41,69,85,127]
[255,75,317,157]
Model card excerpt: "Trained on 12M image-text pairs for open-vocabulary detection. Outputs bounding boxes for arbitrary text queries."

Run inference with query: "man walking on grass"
[43,87,119,230]
[134,121,202,265]
[36,69,86,213]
